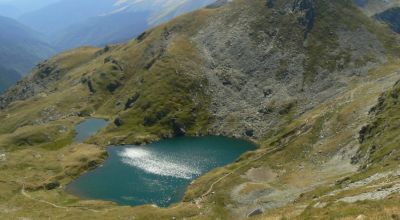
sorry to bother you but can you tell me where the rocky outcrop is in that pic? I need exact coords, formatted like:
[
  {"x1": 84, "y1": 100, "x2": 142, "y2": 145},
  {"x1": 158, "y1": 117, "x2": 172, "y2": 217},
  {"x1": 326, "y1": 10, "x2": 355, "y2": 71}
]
[
  {"x1": 124, "y1": 93, "x2": 140, "y2": 110},
  {"x1": 44, "y1": 182, "x2": 60, "y2": 190},
  {"x1": 114, "y1": 117, "x2": 124, "y2": 127},
  {"x1": 0, "y1": 62, "x2": 60, "y2": 109},
  {"x1": 0, "y1": 47, "x2": 98, "y2": 110},
  {"x1": 106, "y1": 81, "x2": 122, "y2": 93},
  {"x1": 171, "y1": 118, "x2": 186, "y2": 136}
]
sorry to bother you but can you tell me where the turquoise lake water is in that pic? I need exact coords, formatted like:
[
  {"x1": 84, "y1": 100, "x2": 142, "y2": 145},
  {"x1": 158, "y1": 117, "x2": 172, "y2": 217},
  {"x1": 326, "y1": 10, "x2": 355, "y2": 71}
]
[{"x1": 66, "y1": 134, "x2": 255, "y2": 207}]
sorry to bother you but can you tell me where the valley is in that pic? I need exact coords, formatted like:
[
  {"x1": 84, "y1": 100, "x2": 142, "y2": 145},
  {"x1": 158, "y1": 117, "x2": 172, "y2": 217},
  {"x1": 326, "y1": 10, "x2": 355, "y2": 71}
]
[
  {"x1": 0, "y1": 15, "x2": 55, "y2": 93},
  {"x1": 0, "y1": 0, "x2": 215, "y2": 93},
  {"x1": 0, "y1": 0, "x2": 400, "y2": 219}
]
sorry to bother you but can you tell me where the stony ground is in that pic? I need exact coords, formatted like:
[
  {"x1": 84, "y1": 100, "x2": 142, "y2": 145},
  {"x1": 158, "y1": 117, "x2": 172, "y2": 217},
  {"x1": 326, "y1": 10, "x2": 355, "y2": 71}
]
[{"x1": 0, "y1": 0, "x2": 400, "y2": 219}]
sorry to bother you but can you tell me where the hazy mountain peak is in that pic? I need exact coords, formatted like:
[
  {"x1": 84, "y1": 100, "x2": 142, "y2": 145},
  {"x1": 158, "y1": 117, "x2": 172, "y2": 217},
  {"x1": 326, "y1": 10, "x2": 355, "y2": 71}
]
[
  {"x1": 0, "y1": 15, "x2": 55, "y2": 92},
  {"x1": 22, "y1": 0, "x2": 217, "y2": 51}
]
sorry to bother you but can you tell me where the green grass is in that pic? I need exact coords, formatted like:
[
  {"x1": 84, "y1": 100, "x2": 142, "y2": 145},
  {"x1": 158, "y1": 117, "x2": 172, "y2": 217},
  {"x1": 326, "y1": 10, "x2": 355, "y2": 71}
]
[
  {"x1": 40, "y1": 131, "x2": 74, "y2": 151},
  {"x1": 0, "y1": 0, "x2": 400, "y2": 219},
  {"x1": 304, "y1": 0, "x2": 400, "y2": 83},
  {"x1": 357, "y1": 80, "x2": 400, "y2": 169},
  {"x1": 298, "y1": 195, "x2": 400, "y2": 220}
]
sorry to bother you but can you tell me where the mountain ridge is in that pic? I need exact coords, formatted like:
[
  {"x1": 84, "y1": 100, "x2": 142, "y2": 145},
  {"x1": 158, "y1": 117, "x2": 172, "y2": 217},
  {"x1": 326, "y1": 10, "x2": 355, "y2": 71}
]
[
  {"x1": 1, "y1": 0, "x2": 400, "y2": 219},
  {"x1": 0, "y1": 15, "x2": 55, "y2": 93},
  {"x1": 18, "y1": 0, "x2": 216, "y2": 51}
]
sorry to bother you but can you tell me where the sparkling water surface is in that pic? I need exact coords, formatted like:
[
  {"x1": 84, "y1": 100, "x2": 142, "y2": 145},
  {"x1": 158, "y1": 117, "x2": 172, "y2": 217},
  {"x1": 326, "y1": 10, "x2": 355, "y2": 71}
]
[{"x1": 66, "y1": 134, "x2": 255, "y2": 207}]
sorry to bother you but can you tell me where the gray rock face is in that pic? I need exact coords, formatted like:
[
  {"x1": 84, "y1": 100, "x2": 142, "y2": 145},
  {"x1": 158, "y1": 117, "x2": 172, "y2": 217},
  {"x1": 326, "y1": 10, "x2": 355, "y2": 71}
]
[
  {"x1": 193, "y1": 0, "x2": 387, "y2": 138},
  {"x1": 194, "y1": 1, "x2": 302, "y2": 137}
]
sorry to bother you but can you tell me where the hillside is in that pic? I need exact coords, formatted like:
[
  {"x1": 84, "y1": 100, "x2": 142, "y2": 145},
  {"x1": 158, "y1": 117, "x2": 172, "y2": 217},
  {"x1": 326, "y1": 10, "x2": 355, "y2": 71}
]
[
  {"x1": 0, "y1": 0, "x2": 400, "y2": 219},
  {"x1": 0, "y1": 15, "x2": 55, "y2": 93}
]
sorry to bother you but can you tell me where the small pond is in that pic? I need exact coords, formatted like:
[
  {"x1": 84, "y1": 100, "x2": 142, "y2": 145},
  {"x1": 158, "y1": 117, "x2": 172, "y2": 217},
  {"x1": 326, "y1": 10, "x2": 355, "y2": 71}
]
[{"x1": 74, "y1": 118, "x2": 108, "y2": 142}]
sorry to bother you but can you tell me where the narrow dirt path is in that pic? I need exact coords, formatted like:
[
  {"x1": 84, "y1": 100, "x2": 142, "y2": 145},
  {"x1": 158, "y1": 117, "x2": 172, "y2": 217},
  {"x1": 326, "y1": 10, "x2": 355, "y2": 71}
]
[
  {"x1": 18, "y1": 182, "x2": 112, "y2": 213},
  {"x1": 199, "y1": 145, "x2": 283, "y2": 199},
  {"x1": 20, "y1": 183, "x2": 69, "y2": 210}
]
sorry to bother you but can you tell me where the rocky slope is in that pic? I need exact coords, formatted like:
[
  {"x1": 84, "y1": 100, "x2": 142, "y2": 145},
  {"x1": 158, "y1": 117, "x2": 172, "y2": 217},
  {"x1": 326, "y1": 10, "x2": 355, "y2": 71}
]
[{"x1": 0, "y1": 0, "x2": 400, "y2": 219}]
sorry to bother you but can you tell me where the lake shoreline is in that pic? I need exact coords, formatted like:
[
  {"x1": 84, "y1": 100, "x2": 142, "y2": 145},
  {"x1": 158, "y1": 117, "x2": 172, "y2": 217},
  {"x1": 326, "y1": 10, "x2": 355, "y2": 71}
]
[{"x1": 66, "y1": 127, "x2": 257, "y2": 207}]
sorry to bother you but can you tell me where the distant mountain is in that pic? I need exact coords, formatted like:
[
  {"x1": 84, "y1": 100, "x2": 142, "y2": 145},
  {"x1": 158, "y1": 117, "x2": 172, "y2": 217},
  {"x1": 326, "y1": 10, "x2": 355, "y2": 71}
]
[
  {"x1": 18, "y1": 0, "x2": 216, "y2": 50},
  {"x1": 374, "y1": 7, "x2": 400, "y2": 33},
  {"x1": 116, "y1": 0, "x2": 218, "y2": 26},
  {"x1": 19, "y1": 0, "x2": 119, "y2": 37},
  {"x1": 0, "y1": 0, "x2": 59, "y2": 18},
  {"x1": 52, "y1": 10, "x2": 151, "y2": 50},
  {"x1": 0, "y1": 15, "x2": 55, "y2": 92},
  {"x1": 0, "y1": 4, "x2": 20, "y2": 18},
  {"x1": 2, "y1": 1, "x2": 400, "y2": 219},
  {"x1": 0, "y1": 66, "x2": 20, "y2": 93},
  {"x1": 354, "y1": 0, "x2": 400, "y2": 33}
]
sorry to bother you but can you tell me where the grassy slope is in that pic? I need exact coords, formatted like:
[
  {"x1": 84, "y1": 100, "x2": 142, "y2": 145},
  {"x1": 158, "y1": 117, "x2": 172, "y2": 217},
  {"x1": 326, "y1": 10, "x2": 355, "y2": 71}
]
[
  {"x1": 0, "y1": 9, "x2": 214, "y2": 147},
  {"x1": 290, "y1": 76, "x2": 400, "y2": 220},
  {"x1": 92, "y1": 14, "x2": 213, "y2": 143},
  {"x1": 305, "y1": 0, "x2": 400, "y2": 82},
  {"x1": 184, "y1": 62, "x2": 400, "y2": 219},
  {"x1": 0, "y1": 8, "x2": 217, "y2": 220}
]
